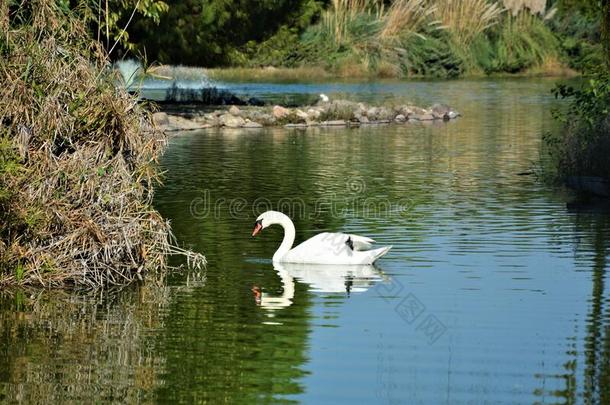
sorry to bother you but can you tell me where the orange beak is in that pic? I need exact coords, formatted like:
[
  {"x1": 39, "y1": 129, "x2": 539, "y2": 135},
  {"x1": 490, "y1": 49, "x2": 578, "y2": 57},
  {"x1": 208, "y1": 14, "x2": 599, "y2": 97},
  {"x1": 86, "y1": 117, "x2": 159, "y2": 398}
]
[{"x1": 252, "y1": 220, "x2": 263, "y2": 236}]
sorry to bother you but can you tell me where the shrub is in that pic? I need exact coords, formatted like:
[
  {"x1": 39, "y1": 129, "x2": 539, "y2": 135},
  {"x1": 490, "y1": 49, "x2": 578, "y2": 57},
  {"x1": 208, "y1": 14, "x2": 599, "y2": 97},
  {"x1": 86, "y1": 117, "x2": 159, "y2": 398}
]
[
  {"x1": 542, "y1": 71, "x2": 610, "y2": 181},
  {"x1": 488, "y1": 11, "x2": 560, "y2": 73},
  {"x1": 0, "y1": 1, "x2": 204, "y2": 287},
  {"x1": 399, "y1": 28, "x2": 465, "y2": 78}
]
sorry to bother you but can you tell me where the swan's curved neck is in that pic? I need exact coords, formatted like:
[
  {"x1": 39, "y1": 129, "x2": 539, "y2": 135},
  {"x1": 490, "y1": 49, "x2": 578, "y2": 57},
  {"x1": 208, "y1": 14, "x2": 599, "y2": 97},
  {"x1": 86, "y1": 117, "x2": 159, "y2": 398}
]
[{"x1": 271, "y1": 213, "x2": 295, "y2": 262}]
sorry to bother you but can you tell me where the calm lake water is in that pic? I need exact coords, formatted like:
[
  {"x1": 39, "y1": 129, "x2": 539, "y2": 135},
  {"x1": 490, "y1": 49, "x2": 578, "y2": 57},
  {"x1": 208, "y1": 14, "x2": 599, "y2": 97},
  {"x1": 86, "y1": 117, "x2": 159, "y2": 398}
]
[{"x1": 2, "y1": 78, "x2": 610, "y2": 404}]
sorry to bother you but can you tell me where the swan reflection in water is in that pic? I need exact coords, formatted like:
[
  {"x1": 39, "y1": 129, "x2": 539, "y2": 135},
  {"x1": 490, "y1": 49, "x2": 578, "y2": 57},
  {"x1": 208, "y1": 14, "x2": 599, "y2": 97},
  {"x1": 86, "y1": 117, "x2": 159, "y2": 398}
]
[{"x1": 253, "y1": 262, "x2": 383, "y2": 312}]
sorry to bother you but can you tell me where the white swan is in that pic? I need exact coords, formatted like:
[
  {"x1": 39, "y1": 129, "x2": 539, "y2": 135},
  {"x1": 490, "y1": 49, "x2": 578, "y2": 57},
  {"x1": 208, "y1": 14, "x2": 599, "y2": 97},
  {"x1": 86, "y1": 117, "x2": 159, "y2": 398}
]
[{"x1": 252, "y1": 211, "x2": 391, "y2": 264}]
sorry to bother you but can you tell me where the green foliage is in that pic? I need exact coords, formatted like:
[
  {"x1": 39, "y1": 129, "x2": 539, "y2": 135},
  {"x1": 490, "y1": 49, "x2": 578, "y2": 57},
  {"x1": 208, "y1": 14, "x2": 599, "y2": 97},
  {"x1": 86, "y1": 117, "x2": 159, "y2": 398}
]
[
  {"x1": 14, "y1": 263, "x2": 24, "y2": 282},
  {"x1": 236, "y1": 26, "x2": 305, "y2": 67},
  {"x1": 399, "y1": 29, "x2": 464, "y2": 78},
  {"x1": 552, "y1": 73, "x2": 610, "y2": 130},
  {"x1": 59, "y1": 0, "x2": 169, "y2": 53},
  {"x1": 130, "y1": 0, "x2": 324, "y2": 66},
  {"x1": 235, "y1": 1, "x2": 558, "y2": 77},
  {"x1": 486, "y1": 12, "x2": 560, "y2": 73},
  {"x1": 542, "y1": 70, "x2": 610, "y2": 181},
  {"x1": 100, "y1": 0, "x2": 605, "y2": 76},
  {"x1": 287, "y1": 2, "x2": 463, "y2": 77},
  {"x1": 0, "y1": 138, "x2": 21, "y2": 239},
  {"x1": 548, "y1": 0, "x2": 604, "y2": 71}
]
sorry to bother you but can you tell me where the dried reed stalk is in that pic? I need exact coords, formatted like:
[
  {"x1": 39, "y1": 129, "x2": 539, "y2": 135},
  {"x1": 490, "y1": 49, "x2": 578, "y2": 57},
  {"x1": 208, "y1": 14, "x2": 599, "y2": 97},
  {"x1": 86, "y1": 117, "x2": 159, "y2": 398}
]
[
  {"x1": 434, "y1": 0, "x2": 505, "y2": 45},
  {"x1": 379, "y1": 0, "x2": 437, "y2": 40},
  {"x1": 0, "y1": 0, "x2": 205, "y2": 288}
]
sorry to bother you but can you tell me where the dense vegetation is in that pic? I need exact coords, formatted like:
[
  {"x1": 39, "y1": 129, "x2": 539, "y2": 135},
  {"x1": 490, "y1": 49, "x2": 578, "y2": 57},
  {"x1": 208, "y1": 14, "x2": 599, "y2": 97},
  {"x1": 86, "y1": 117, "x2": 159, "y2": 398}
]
[
  {"x1": 542, "y1": 0, "x2": 609, "y2": 184},
  {"x1": 120, "y1": 0, "x2": 604, "y2": 78},
  {"x1": 0, "y1": 1, "x2": 204, "y2": 287},
  {"x1": 128, "y1": 0, "x2": 324, "y2": 66},
  {"x1": 542, "y1": 69, "x2": 610, "y2": 182}
]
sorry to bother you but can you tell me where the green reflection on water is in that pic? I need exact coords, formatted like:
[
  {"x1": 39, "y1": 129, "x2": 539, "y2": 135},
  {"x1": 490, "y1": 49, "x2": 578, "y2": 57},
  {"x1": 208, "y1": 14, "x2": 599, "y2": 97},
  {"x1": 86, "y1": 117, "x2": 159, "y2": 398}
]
[{"x1": 0, "y1": 79, "x2": 609, "y2": 403}]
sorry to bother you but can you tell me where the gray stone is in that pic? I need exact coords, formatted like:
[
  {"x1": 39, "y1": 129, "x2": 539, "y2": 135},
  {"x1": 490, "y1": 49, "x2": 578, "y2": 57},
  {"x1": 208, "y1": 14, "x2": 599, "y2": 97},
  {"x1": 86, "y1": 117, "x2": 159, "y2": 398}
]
[
  {"x1": 367, "y1": 107, "x2": 379, "y2": 120},
  {"x1": 356, "y1": 102, "x2": 368, "y2": 116},
  {"x1": 430, "y1": 103, "x2": 451, "y2": 119},
  {"x1": 243, "y1": 120, "x2": 263, "y2": 128},
  {"x1": 152, "y1": 112, "x2": 169, "y2": 127},
  {"x1": 307, "y1": 108, "x2": 321, "y2": 120},
  {"x1": 377, "y1": 107, "x2": 394, "y2": 121},
  {"x1": 256, "y1": 113, "x2": 276, "y2": 126},
  {"x1": 273, "y1": 105, "x2": 290, "y2": 119},
  {"x1": 166, "y1": 115, "x2": 208, "y2": 131},
  {"x1": 295, "y1": 109, "x2": 309, "y2": 121},
  {"x1": 410, "y1": 106, "x2": 427, "y2": 116},
  {"x1": 202, "y1": 115, "x2": 219, "y2": 127},
  {"x1": 412, "y1": 113, "x2": 435, "y2": 121},
  {"x1": 220, "y1": 113, "x2": 245, "y2": 128},
  {"x1": 395, "y1": 114, "x2": 407, "y2": 123},
  {"x1": 357, "y1": 115, "x2": 369, "y2": 124},
  {"x1": 229, "y1": 105, "x2": 241, "y2": 116},
  {"x1": 322, "y1": 120, "x2": 347, "y2": 126},
  {"x1": 400, "y1": 105, "x2": 414, "y2": 116}
]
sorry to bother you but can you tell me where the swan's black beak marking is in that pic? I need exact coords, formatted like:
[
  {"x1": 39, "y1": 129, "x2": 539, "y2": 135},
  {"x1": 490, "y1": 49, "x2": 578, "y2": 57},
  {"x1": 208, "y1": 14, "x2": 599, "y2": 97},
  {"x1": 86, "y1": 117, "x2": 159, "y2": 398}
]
[
  {"x1": 252, "y1": 219, "x2": 263, "y2": 237},
  {"x1": 345, "y1": 236, "x2": 354, "y2": 250}
]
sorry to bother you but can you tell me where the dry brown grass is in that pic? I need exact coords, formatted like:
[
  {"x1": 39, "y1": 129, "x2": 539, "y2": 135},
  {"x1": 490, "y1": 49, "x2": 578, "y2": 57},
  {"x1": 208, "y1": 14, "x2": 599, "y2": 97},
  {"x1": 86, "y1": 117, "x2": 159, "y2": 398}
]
[
  {"x1": 0, "y1": 1, "x2": 204, "y2": 287},
  {"x1": 434, "y1": 0, "x2": 505, "y2": 45},
  {"x1": 335, "y1": 57, "x2": 372, "y2": 77},
  {"x1": 206, "y1": 66, "x2": 332, "y2": 82},
  {"x1": 324, "y1": 0, "x2": 371, "y2": 44},
  {"x1": 379, "y1": 0, "x2": 437, "y2": 40},
  {"x1": 522, "y1": 55, "x2": 578, "y2": 77}
]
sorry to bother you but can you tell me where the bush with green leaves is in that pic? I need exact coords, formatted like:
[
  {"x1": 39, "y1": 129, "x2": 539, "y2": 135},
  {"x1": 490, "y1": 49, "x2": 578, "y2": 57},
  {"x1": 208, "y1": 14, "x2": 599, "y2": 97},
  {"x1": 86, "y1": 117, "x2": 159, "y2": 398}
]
[
  {"x1": 129, "y1": 0, "x2": 323, "y2": 66},
  {"x1": 543, "y1": 71, "x2": 610, "y2": 181}
]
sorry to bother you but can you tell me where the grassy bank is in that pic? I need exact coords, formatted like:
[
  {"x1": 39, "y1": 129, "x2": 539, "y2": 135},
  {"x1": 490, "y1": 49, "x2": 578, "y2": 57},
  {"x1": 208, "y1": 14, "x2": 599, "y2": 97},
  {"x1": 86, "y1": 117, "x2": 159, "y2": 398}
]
[
  {"x1": 0, "y1": 2, "x2": 204, "y2": 287},
  {"x1": 118, "y1": 0, "x2": 603, "y2": 79},
  {"x1": 205, "y1": 63, "x2": 577, "y2": 83},
  {"x1": 205, "y1": 66, "x2": 334, "y2": 82},
  {"x1": 229, "y1": 0, "x2": 593, "y2": 79}
]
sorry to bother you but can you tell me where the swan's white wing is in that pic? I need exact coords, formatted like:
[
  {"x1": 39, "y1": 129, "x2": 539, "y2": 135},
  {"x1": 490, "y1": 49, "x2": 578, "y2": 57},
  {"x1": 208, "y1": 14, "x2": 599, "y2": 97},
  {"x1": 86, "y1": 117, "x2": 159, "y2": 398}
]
[
  {"x1": 293, "y1": 232, "x2": 375, "y2": 250},
  {"x1": 281, "y1": 232, "x2": 391, "y2": 265},
  {"x1": 348, "y1": 234, "x2": 376, "y2": 251}
]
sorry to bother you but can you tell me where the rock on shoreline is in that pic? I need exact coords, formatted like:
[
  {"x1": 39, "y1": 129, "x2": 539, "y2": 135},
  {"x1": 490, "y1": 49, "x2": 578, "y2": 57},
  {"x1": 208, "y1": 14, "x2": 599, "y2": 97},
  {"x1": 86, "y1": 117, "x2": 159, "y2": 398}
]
[{"x1": 153, "y1": 99, "x2": 461, "y2": 132}]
